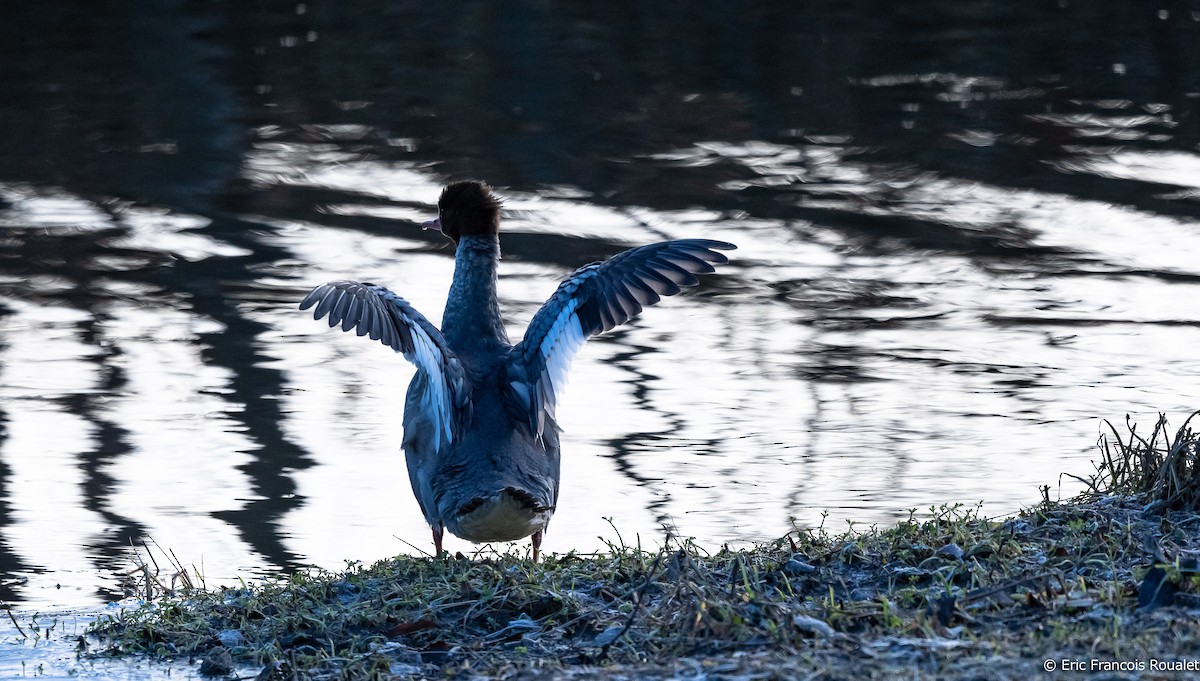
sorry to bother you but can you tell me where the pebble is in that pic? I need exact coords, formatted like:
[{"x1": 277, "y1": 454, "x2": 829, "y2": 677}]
[
  {"x1": 792, "y1": 615, "x2": 835, "y2": 638},
  {"x1": 218, "y1": 629, "x2": 244, "y2": 648},
  {"x1": 784, "y1": 556, "x2": 817, "y2": 575},
  {"x1": 199, "y1": 647, "x2": 234, "y2": 677},
  {"x1": 935, "y1": 543, "x2": 965, "y2": 560}
]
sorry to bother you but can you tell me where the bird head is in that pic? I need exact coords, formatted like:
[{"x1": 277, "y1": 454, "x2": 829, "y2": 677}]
[{"x1": 422, "y1": 180, "x2": 502, "y2": 243}]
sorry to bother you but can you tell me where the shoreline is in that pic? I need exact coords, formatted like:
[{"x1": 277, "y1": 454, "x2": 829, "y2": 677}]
[
  {"x1": 12, "y1": 412, "x2": 1200, "y2": 679},
  {"x1": 76, "y1": 491, "x2": 1197, "y2": 680}
]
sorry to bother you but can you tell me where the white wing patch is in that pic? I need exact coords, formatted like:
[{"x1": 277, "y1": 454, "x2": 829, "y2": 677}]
[
  {"x1": 533, "y1": 298, "x2": 586, "y2": 435},
  {"x1": 507, "y1": 239, "x2": 735, "y2": 441},
  {"x1": 409, "y1": 331, "x2": 457, "y2": 453},
  {"x1": 300, "y1": 280, "x2": 466, "y2": 453}
]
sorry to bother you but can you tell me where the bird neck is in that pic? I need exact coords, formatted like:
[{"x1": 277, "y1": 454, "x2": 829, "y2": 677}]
[{"x1": 442, "y1": 234, "x2": 509, "y2": 354}]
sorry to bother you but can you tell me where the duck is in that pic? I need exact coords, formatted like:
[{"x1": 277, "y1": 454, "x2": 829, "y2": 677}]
[{"x1": 300, "y1": 180, "x2": 734, "y2": 560}]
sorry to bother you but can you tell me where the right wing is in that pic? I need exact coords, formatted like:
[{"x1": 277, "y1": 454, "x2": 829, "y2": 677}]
[
  {"x1": 505, "y1": 239, "x2": 735, "y2": 440},
  {"x1": 300, "y1": 280, "x2": 469, "y2": 452}
]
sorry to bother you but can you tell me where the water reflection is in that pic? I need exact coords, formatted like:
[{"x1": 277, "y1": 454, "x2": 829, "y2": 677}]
[{"x1": 0, "y1": 2, "x2": 1198, "y2": 610}]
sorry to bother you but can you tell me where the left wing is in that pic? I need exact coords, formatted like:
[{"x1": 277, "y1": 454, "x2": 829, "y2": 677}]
[
  {"x1": 505, "y1": 239, "x2": 735, "y2": 440},
  {"x1": 300, "y1": 280, "x2": 469, "y2": 452}
]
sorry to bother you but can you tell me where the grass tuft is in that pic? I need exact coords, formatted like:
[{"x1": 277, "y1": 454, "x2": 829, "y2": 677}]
[{"x1": 1090, "y1": 410, "x2": 1200, "y2": 511}]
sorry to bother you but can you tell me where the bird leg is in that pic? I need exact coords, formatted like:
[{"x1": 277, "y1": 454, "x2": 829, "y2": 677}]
[
  {"x1": 432, "y1": 526, "x2": 444, "y2": 557},
  {"x1": 531, "y1": 530, "x2": 543, "y2": 562}
]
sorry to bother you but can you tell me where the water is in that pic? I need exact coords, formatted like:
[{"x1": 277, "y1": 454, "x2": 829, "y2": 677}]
[{"x1": 0, "y1": 2, "x2": 1198, "y2": 616}]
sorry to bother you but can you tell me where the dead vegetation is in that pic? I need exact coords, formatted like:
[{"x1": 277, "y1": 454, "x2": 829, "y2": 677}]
[{"x1": 1089, "y1": 410, "x2": 1200, "y2": 511}]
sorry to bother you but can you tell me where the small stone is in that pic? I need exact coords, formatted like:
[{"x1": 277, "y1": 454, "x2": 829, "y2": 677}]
[
  {"x1": 199, "y1": 646, "x2": 235, "y2": 677},
  {"x1": 936, "y1": 543, "x2": 965, "y2": 560},
  {"x1": 784, "y1": 558, "x2": 817, "y2": 575},
  {"x1": 792, "y1": 615, "x2": 835, "y2": 638},
  {"x1": 217, "y1": 629, "x2": 243, "y2": 648}
]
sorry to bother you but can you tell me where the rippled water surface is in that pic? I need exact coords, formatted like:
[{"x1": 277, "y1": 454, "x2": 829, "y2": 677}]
[{"x1": 1, "y1": 2, "x2": 1199, "y2": 610}]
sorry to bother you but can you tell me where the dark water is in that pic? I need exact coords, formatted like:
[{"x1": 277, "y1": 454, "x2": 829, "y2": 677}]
[{"x1": 0, "y1": 2, "x2": 1199, "y2": 610}]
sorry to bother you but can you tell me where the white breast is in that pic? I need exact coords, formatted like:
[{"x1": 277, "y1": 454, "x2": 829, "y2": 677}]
[{"x1": 450, "y1": 490, "x2": 551, "y2": 543}]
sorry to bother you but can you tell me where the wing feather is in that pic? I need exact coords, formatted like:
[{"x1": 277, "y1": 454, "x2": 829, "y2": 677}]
[
  {"x1": 300, "y1": 280, "x2": 467, "y2": 451},
  {"x1": 506, "y1": 239, "x2": 734, "y2": 440}
]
